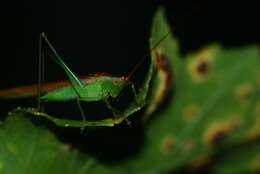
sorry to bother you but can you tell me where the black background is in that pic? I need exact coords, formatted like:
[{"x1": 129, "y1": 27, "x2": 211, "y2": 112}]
[{"x1": 1, "y1": 0, "x2": 259, "y2": 89}]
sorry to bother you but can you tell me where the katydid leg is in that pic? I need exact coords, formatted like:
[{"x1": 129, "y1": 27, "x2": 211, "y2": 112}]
[
  {"x1": 131, "y1": 84, "x2": 137, "y2": 99},
  {"x1": 103, "y1": 99, "x2": 132, "y2": 126},
  {"x1": 39, "y1": 33, "x2": 89, "y2": 129},
  {"x1": 76, "y1": 99, "x2": 87, "y2": 131},
  {"x1": 13, "y1": 107, "x2": 115, "y2": 127},
  {"x1": 40, "y1": 33, "x2": 85, "y2": 97},
  {"x1": 103, "y1": 99, "x2": 122, "y2": 117}
]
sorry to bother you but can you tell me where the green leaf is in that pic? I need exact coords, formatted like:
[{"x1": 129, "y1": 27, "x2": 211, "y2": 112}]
[
  {"x1": 0, "y1": 113, "x2": 94, "y2": 174},
  {"x1": 89, "y1": 7, "x2": 260, "y2": 173},
  {"x1": 125, "y1": 8, "x2": 260, "y2": 173}
]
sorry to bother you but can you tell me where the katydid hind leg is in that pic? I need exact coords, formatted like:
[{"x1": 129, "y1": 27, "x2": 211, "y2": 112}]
[
  {"x1": 76, "y1": 99, "x2": 87, "y2": 131},
  {"x1": 13, "y1": 107, "x2": 115, "y2": 127},
  {"x1": 40, "y1": 33, "x2": 85, "y2": 97}
]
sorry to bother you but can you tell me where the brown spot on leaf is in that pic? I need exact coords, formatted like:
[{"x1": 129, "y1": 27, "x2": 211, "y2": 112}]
[
  {"x1": 161, "y1": 136, "x2": 175, "y2": 154},
  {"x1": 191, "y1": 154, "x2": 210, "y2": 170},
  {"x1": 183, "y1": 104, "x2": 201, "y2": 122},
  {"x1": 188, "y1": 46, "x2": 215, "y2": 83},
  {"x1": 144, "y1": 49, "x2": 173, "y2": 118},
  {"x1": 203, "y1": 117, "x2": 240, "y2": 146},
  {"x1": 155, "y1": 49, "x2": 173, "y2": 100},
  {"x1": 197, "y1": 60, "x2": 209, "y2": 74}
]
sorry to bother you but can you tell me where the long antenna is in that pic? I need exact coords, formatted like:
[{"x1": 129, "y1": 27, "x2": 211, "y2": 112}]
[
  {"x1": 126, "y1": 31, "x2": 170, "y2": 81},
  {"x1": 37, "y1": 33, "x2": 43, "y2": 110}
]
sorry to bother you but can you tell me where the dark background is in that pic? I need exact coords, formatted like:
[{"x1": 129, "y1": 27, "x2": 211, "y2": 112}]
[
  {"x1": 1, "y1": 0, "x2": 259, "y2": 88},
  {"x1": 0, "y1": 0, "x2": 259, "y2": 170}
]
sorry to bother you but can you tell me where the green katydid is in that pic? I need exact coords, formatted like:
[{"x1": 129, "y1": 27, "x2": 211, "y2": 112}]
[{"x1": 0, "y1": 32, "x2": 170, "y2": 128}]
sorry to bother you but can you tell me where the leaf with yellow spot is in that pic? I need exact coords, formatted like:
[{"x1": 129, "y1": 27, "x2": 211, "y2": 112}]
[
  {"x1": 0, "y1": 114, "x2": 94, "y2": 174},
  {"x1": 105, "y1": 7, "x2": 260, "y2": 173}
]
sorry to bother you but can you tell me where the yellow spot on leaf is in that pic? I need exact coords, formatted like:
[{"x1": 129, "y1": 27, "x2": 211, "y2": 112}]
[
  {"x1": 251, "y1": 155, "x2": 260, "y2": 172},
  {"x1": 183, "y1": 104, "x2": 201, "y2": 122},
  {"x1": 181, "y1": 139, "x2": 194, "y2": 153},
  {"x1": 145, "y1": 70, "x2": 167, "y2": 116},
  {"x1": 234, "y1": 83, "x2": 254, "y2": 101},
  {"x1": 161, "y1": 136, "x2": 175, "y2": 154},
  {"x1": 144, "y1": 49, "x2": 172, "y2": 120},
  {"x1": 191, "y1": 154, "x2": 210, "y2": 169},
  {"x1": 244, "y1": 102, "x2": 260, "y2": 141},
  {"x1": 188, "y1": 46, "x2": 215, "y2": 83},
  {"x1": 203, "y1": 117, "x2": 240, "y2": 146},
  {"x1": 6, "y1": 143, "x2": 18, "y2": 154}
]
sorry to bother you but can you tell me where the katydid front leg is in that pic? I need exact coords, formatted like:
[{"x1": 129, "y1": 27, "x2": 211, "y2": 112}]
[{"x1": 103, "y1": 99, "x2": 132, "y2": 126}]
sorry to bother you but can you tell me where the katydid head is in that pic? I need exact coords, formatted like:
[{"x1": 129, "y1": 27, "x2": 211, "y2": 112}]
[{"x1": 111, "y1": 76, "x2": 130, "y2": 88}]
